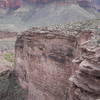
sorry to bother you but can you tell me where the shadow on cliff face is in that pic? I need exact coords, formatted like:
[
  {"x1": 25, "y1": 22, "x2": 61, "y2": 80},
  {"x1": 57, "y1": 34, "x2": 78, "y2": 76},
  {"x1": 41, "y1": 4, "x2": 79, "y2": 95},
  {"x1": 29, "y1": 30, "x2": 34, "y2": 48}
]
[{"x1": 0, "y1": 69, "x2": 27, "y2": 100}]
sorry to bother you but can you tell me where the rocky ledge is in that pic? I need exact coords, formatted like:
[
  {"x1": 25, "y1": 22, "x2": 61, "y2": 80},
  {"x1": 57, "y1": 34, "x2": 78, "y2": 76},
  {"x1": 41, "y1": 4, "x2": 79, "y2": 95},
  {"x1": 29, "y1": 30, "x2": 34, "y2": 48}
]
[
  {"x1": 68, "y1": 34, "x2": 100, "y2": 100},
  {"x1": 0, "y1": 31, "x2": 17, "y2": 39}
]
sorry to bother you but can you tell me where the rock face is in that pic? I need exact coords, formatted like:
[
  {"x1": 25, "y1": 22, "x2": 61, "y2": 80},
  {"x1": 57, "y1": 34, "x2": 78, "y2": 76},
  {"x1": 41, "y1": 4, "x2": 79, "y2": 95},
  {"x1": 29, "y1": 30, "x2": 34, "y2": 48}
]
[
  {"x1": 1, "y1": 0, "x2": 100, "y2": 11},
  {"x1": 77, "y1": 0, "x2": 91, "y2": 8},
  {"x1": 0, "y1": 31, "x2": 17, "y2": 39},
  {"x1": 0, "y1": 65, "x2": 27, "y2": 100},
  {"x1": 0, "y1": 32, "x2": 27, "y2": 100},
  {"x1": 77, "y1": 0, "x2": 100, "y2": 11},
  {"x1": 15, "y1": 27, "x2": 78, "y2": 100},
  {"x1": 68, "y1": 34, "x2": 100, "y2": 100}
]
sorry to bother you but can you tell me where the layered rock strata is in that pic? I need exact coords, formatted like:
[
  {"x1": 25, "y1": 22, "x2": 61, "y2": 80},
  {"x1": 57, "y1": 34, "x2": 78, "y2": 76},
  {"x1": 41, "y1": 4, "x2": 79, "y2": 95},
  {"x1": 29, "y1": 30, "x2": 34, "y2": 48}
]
[
  {"x1": 0, "y1": 31, "x2": 17, "y2": 39},
  {"x1": 68, "y1": 36, "x2": 100, "y2": 100},
  {"x1": 15, "y1": 27, "x2": 78, "y2": 100}
]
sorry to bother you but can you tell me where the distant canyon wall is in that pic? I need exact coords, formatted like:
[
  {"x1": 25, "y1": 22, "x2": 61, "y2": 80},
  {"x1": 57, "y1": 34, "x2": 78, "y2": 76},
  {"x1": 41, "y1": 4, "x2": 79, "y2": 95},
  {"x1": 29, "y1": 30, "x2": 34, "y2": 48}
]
[
  {"x1": 0, "y1": 0, "x2": 100, "y2": 11},
  {"x1": 0, "y1": 31, "x2": 17, "y2": 39}
]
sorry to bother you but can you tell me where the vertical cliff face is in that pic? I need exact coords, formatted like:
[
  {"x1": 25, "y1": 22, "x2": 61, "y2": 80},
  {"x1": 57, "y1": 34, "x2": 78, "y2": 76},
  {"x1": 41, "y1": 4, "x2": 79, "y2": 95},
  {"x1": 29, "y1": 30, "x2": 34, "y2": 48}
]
[
  {"x1": 68, "y1": 34, "x2": 100, "y2": 100},
  {"x1": 15, "y1": 27, "x2": 78, "y2": 100},
  {"x1": 14, "y1": 19, "x2": 100, "y2": 100}
]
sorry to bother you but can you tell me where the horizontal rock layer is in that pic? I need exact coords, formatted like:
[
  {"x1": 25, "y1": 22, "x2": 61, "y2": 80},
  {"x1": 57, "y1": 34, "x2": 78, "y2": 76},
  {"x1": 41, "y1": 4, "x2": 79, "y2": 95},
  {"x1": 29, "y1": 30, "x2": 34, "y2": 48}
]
[
  {"x1": 68, "y1": 35, "x2": 100, "y2": 100},
  {"x1": 0, "y1": 31, "x2": 17, "y2": 39}
]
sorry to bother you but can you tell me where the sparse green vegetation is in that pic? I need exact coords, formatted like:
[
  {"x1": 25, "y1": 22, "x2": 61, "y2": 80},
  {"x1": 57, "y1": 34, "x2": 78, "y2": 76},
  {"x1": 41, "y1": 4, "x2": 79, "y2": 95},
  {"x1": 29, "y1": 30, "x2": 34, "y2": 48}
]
[{"x1": 4, "y1": 53, "x2": 15, "y2": 63}]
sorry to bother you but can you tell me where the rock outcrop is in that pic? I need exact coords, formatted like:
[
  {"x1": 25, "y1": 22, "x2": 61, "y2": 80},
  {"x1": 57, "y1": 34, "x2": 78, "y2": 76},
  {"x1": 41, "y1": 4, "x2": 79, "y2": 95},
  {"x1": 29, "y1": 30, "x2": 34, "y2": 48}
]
[
  {"x1": 0, "y1": 19, "x2": 98, "y2": 100},
  {"x1": 68, "y1": 34, "x2": 100, "y2": 100},
  {"x1": 0, "y1": 31, "x2": 17, "y2": 39},
  {"x1": 0, "y1": 30, "x2": 27, "y2": 100},
  {"x1": 15, "y1": 27, "x2": 78, "y2": 100},
  {"x1": 0, "y1": 65, "x2": 27, "y2": 100}
]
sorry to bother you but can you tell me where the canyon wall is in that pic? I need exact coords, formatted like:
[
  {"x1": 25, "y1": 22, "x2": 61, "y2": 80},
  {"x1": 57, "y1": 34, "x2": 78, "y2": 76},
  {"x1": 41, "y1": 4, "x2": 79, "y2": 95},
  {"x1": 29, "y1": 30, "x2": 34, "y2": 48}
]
[
  {"x1": 0, "y1": 20, "x2": 99, "y2": 100},
  {"x1": 0, "y1": 0, "x2": 100, "y2": 11},
  {"x1": 0, "y1": 31, "x2": 17, "y2": 39},
  {"x1": 0, "y1": 66, "x2": 27, "y2": 100},
  {"x1": 15, "y1": 26, "x2": 94, "y2": 100},
  {"x1": 15, "y1": 27, "x2": 78, "y2": 100},
  {"x1": 68, "y1": 33, "x2": 100, "y2": 100}
]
